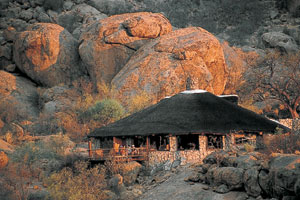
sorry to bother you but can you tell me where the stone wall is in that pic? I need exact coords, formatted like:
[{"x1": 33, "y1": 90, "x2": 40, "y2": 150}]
[
  {"x1": 279, "y1": 118, "x2": 300, "y2": 131},
  {"x1": 148, "y1": 149, "x2": 215, "y2": 167},
  {"x1": 148, "y1": 133, "x2": 260, "y2": 168},
  {"x1": 148, "y1": 135, "x2": 214, "y2": 167}
]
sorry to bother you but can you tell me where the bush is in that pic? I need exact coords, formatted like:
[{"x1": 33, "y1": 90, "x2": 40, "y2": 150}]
[
  {"x1": 0, "y1": 162, "x2": 32, "y2": 200},
  {"x1": 11, "y1": 141, "x2": 62, "y2": 169},
  {"x1": 127, "y1": 91, "x2": 151, "y2": 114},
  {"x1": 244, "y1": 143, "x2": 255, "y2": 152},
  {"x1": 104, "y1": 151, "x2": 122, "y2": 176},
  {"x1": 1, "y1": 140, "x2": 58, "y2": 200},
  {"x1": 263, "y1": 130, "x2": 300, "y2": 154},
  {"x1": 45, "y1": 161, "x2": 109, "y2": 200},
  {"x1": 80, "y1": 99, "x2": 125, "y2": 125}
]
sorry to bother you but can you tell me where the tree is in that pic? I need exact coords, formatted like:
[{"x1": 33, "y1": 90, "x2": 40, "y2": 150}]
[{"x1": 241, "y1": 50, "x2": 300, "y2": 119}]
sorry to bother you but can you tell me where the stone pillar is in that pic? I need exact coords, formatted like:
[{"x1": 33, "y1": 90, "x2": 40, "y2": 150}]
[
  {"x1": 169, "y1": 136, "x2": 177, "y2": 152},
  {"x1": 256, "y1": 134, "x2": 264, "y2": 149},
  {"x1": 225, "y1": 134, "x2": 235, "y2": 150},
  {"x1": 222, "y1": 136, "x2": 226, "y2": 150},
  {"x1": 88, "y1": 140, "x2": 92, "y2": 158},
  {"x1": 199, "y1": 135, "x2": 207, "y2": 152}
]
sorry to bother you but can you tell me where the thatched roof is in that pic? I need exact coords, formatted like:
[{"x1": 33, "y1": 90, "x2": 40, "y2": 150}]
[{"x1": 89, "y1": 90, "x2": 290, "y2": 137}]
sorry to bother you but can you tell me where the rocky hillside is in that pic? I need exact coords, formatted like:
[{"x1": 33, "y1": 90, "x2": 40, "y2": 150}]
[{"x1": 0, "y1": 0, "x2": 300, "y2": 137}]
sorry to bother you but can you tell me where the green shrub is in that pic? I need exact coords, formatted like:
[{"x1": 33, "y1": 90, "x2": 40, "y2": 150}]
[{"x1": 80, "y1": 99, "x2": 125, "y2": 125}]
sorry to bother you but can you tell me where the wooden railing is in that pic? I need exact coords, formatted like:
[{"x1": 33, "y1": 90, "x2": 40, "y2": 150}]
[{"x1": 88, "y1": 147, "x2": 149, "y2": 161}]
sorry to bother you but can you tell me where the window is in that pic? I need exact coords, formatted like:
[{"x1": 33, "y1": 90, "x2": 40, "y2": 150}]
[
  {"x1": 177, "y1": 134, "x2": 199, "y2": 150},
  {"x1": 97, "y1": 137, "x2": 113, "y2": 149},
  {"x1": 207, "y1": 135, "x2": 223, "y2": 149},
  {"x1": 235, "y1": 136, "x2": 256, "y2": 145},
  {"x1": 235, "y1": 137, "x2": 248, "y2": 144},
  {"x1": 149, "y1": 135, "x2": 170, "y2": 151}
]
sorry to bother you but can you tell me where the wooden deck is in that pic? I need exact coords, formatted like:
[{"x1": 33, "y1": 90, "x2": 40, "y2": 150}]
[{"x1": 88, "y1": 147, "x2": 149, "y2": 162}]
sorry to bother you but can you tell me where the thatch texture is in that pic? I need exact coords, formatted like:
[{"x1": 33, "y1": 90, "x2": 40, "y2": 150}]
[{"x1": 89, "y1": 91, "x2": 289, "y2": 137}]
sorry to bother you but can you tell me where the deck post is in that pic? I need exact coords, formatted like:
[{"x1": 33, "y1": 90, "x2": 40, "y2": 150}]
[
  {"x1": 88, "y1": 139, "x2": 92, "y2": 158},
  {"x1": 113, "y1": 137, "x2": 116, "y2": 156},
  {"x1": 146, "y1": 136, "x2": 149, "y2": 157},
  {"x1": 256, "y1": 132, "x2": 264, "y2": 150}
]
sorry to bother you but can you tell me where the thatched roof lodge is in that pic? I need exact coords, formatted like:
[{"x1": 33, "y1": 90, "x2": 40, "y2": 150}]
[{"x1": 88, "y1": 90, "x2": 289, "y2": 164}]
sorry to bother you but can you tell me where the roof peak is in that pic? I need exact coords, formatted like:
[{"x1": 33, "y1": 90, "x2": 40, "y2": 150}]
[{"x1": 180, "y1": 89, "x2": 208, "y2": 94}]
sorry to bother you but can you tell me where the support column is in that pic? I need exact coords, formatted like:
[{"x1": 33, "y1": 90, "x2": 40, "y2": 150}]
[
  {"x1": 169, "y1": 135, "x2": 177, "y2": 151},
  {"x1": 88, "y1": 140, "x2": 92, "y2": 158},
  {"x1": 199, "y1": 135, "x2": 207, "y2": 152},
  {"x1": 225, "y1": 133, "x2": 235, "y2": 150},
  {"x1": 146, "y1": 136, "x2": 149, "y2": 157},
  {"x1": 256, "y1": 133, "x2": 264, "y2": 149}
]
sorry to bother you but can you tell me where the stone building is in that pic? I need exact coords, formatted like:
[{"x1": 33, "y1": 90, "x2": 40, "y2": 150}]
[{"x1": 87, "y1": 90, "x2": 289, "y2": 166}]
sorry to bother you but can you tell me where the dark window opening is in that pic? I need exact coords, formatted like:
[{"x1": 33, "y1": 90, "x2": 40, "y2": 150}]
[
  {"x1": 235, "y1": 136, "x2": 256, "y2": 145},
  {"x1": 115, "y1": 136, "x2": 146, "y2": 148},
  {"x1": 177, "y1": 134, "x2": 199, "y2": 150},
  {"x1": 149, "y1": 135, "x2": 170, "y2": 151},
  {"x1": 96, "y1": 137, "x2": 113, "y2": 149},
  {"x1": 133, "y1": 136, "x2": 146, "y2": 147},
  {"x1": 207, "y1": 135, "x2": 223, "y2": 149}
]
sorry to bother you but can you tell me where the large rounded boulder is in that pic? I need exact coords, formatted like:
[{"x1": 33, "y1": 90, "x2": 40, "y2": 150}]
[
  {"x1": 259, "y1": 154, "x2": 300, "y2": 198},
  {"x1": 79, "y1": 12, "x2": 172, "y2": 86},
  {"x1": 57, "y1": 3, "x2": 108, "y2": 34},
  {"x1": 112, "y1": 27, "x2": 228, "y2": 101},
  {"x1": 13, "y1": 23, "x2": 83, "y2": 87},
  {"x1": 262, "y1": 32, "x2": 298, "y2": 53}
]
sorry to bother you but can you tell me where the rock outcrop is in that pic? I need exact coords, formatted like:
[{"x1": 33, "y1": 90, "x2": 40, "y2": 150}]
[
  {"x1": 0, "y1": 139, "x2": 14, "y2": 153},
  {"x1": 119, "y1": 161, "x2": 142, "y2": 186},
  {"x1": 0, "y1": 151, "x2": 8, "y2": 169},
  {"x1": 262, "y1": 32, "x2": 299, "y2": 52},
  {"x1": 259, "y1": 154, "x2": 300, "y2": 198},
  {"x1": 57, "y1": 3, "x2": 107, "y2": 34},
  {"x1": 79, "y1": 12, "x2": 172, "y2": 86},
  {"x1": 108, "y1": 174, "x2": 126, "y2": 195},
  {"x1": 206, "y1": 167, "x2": 244, "y2": 190},
  {"x1": 112, "y1": 27, "x2": 228, "y2": 101},
  {"x1": 189, "y1": 151, "x2": 300, "y2": 199},
  {"x1": 39, "y1": 85, "x2": 80, "y2": 115},
  {"x1": 13, "y1": 23, "x2": 83, "y2": 87},
  {"x1": 243, "y1": 167, "x2": 262, "y2": 197},
  {"x1": 0, "y1": 70, "x2": 39, "y2": 126}
]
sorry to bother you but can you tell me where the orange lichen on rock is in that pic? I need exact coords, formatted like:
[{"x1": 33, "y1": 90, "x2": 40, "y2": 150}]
[
  {"x1": 0, "y1": 70, "x2": 16, "y2": 96},
  {"x1": 112, "y1": 27, "x2": 228, "y2": 102},
  {"x1": 0, "y1": 151, "x2": 8, "y2": 169},
  {"x1": 79, "y1": 12, "x2": 172, "y2": 85},
  {"x1": 23, "y1": 24, "x2": 63, "y2": 71},
  {"x1": 14, "y1": 23, "x2": 82, "y2": 87},
  {"x1": 0, "y1": 119, "x2": 4, "y2": 129}
]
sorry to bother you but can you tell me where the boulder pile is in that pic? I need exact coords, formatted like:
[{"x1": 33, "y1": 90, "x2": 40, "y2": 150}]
[
  {"x1": 0, "y1": 2, "x2": 231, "y2": 136},
  {"x1": 186, "y1": 151, "x2": 300, "y2": 199},
  {"x1": 1, "y1": 0, "x2": 300, "y2": 137}
]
